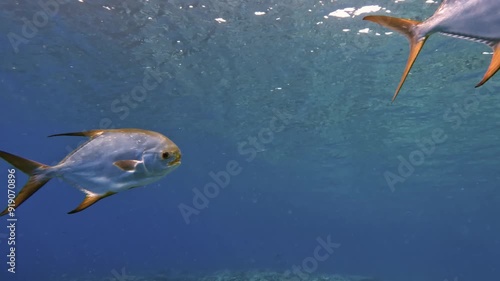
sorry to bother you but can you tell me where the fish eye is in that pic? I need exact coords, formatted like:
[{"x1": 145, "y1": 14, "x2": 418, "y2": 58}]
[{"x1": 162, "y1": 152, "x2": 170, "y2": 159}]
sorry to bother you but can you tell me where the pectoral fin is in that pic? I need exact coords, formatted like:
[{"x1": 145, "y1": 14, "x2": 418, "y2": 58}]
[
  {"x1": 113, "y1": 160, "x2": 142, "y2": 172},
  {"x1": 476, "y1": 43, "x2": 500, "y2": 87},
  {"x1": 68, "y1": 191, "x2": 116, "y2": 214}
]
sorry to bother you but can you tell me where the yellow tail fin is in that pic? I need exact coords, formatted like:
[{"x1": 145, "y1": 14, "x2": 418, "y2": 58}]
[
  {"x1": 363, "y1": 15, "x2": 426, "y2": 102},
  {"x1": 0, "y1": 150, "x2": 50, "y2": 216}
]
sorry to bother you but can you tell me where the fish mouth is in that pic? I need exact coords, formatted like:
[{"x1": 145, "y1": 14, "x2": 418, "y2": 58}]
[{"x1": 168, "y1": 153, "x2": 181, "y2": 167}]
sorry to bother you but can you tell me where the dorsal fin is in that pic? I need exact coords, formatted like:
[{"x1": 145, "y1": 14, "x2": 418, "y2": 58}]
[{"x1": 48, "y1": 130, "x2": 106, "y2": 138}]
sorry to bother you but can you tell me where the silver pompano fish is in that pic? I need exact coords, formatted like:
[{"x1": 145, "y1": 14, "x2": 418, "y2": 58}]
[
  {"x1": 363, "y1": 0, "x2": 500, "y2": 101},
  {"x1": 0, "y1": 129, "x2": 181, "y2": 215}
]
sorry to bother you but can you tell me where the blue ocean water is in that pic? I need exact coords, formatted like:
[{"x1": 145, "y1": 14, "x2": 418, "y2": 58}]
[{"x1": 1, "y1": 0, "x2": 499, "y2": 280}]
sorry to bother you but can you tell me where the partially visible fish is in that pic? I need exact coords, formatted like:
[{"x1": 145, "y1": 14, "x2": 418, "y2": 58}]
[
  {"x1": 363, "y1": 0, "x2": 500, "y2": 101},
  {"x1": 0, "y1": 129, "x2": 181, "y2": 215}
]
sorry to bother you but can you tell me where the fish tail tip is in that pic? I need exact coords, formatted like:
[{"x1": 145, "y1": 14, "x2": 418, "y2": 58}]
[
  {"x1": 475, "y1": 78, "x2": 488, "y2": 88},
  {"x1": 391, "y1": 94, "x2": 398, "y2": 102},
  {"x1": 362, "y1": 15, "x2": 387, "y2": 22}
]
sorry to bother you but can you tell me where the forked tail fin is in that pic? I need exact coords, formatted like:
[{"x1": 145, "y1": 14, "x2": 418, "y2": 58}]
[
  {"x1": 0, "y1": 150, "x2": 51, "y2": 216},
  {"x1": 363, "y1": 15, "x2": 426, "y2": 102}
]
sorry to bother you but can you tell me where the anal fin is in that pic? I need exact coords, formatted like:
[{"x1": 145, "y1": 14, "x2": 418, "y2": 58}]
[
  {"x1": 68, "y1": 191, "x2": 116, "y2": 214},
  {"x1": 476, "y1": 43, "x2": 500, "y2": 87}
]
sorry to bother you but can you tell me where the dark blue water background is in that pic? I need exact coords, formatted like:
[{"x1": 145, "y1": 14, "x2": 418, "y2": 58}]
[{"x1": 0, "y1": 1, "x2": 499, "y2": 281}]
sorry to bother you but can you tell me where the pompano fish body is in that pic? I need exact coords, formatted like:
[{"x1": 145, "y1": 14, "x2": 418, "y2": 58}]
[
  {"x1": 51, "y1": 130, "x2": 179, "y2": 194},
  {"x1": 363, "y1": 0, "x2": 500, "y2": 101},
  {"x1": 420, "y1": 0, "x2": 500, "y2": 40},
  {"x1": 0, "y1": 129, "x2": 182, "y2": 215}
]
